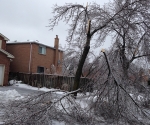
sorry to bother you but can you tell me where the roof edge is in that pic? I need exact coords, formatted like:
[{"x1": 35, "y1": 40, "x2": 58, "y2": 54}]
[
  {"x1": 0, "y1": 49, "x2": 14, "y2": 58},
  {"x1": 7, "y1": 41, "x2": 64, "y2": 52},
  {"x1": 0, "y1": 33, "x2": 9, "y2": 41}
]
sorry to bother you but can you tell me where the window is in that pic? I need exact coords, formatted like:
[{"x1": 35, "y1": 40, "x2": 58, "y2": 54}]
[
  {"x1": 0, "y1": 40, "x2": 2, "y2": 49},
  {"x1": 39, "y1": 45, "x2": 46, "y2": 55},
  {"x1": 37, "y1": 66, "x2": 44, "y2": 73}
]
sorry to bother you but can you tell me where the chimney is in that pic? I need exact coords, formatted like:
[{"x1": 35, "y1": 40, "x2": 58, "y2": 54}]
[
  {"x1": 54, "y1": 35, "x2": 59, "y2": 70},
  {"x1": 54, "y1": 35, "x2": 59, "y2": 49}
]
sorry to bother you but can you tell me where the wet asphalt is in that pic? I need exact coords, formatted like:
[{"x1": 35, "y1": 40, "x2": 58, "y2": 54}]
[{"x1": 0, "y1": 85, "x2": 44, "y2": 96}]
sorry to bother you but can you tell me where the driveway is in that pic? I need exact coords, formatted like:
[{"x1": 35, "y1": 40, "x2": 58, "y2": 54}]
[
  {"x1": 0, "y1": 85, "x2": 44, "y2": 124},
  {"x1": 0, "y1": 85, "x2": 44, "y2": 96}
]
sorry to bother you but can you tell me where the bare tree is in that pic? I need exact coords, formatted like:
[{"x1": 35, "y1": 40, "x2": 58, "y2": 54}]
[
  {"x1": 1, "y1": 1, "x2": 150, "y2": 125},
  {"x1": 49, "y1": 0, "x2": 150, "y2": 96},
  {"x1": 2, "y1": 49, "x2": 150, "y2": 125},
  {"x1": 109, "y1": 0, "x2": 150, "y2": 77},
  {"x1": 62, "y1": 43, "x2": 96, "y2": 77}
]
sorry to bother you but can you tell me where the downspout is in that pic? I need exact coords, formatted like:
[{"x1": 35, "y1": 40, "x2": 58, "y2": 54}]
[
  {"x1": 59, "y1": 51, "x2": 60, "y2": 60},
  {"x1": 29, "y1": 42, "x2": 32, "y2": 73},
  {"x1": 54, "y1": 35, "x2": 59, "y2": 73}
]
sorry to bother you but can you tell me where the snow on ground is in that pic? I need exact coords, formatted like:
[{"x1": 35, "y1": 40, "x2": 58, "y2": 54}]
[
  {"x1": 11, "y1": 80, "x2": 65, "y2": 93},
  {"x1": 2, "y1": 81, "x2": 90, "y2": 109},
  {"x1": 6, "y1": 81, "x2": 148, "y2": 107},
  {"x1": 1, "y1": 81, "x2": 148, "y2": 124},
  {"x1": 129, "y1": 93, "x2": 145, "y2": 102},
  {"x1": 0, "y1": 89, "x2": 24, "y2": 103},
  {"x1": 9, "y1": 80, "x2": 22, "y2": 85},
  {"x1": 14, "y1": 81, "x2": 92, "y2": 110},
  {"x1": 0, "y1": 81, "x2": 90, "y2": 125},
  {"x1": 2, "y1": 81, "x2": 147, "y2": 109},
  {"x1": 0, "y1": 89, "x2": 24, "y2": 124}
]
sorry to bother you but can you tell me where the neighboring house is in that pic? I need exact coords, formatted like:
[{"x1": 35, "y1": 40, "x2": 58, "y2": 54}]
[
  {"x1": 0, "y1": 33, "x2": 14, "y2": 86},
  {"x1": 6, "y1": 35, "x2": 63, "y2": 74}
]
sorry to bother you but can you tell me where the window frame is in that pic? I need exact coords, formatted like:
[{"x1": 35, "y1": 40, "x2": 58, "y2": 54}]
[
  {"x1": 38, "y1": 45, "x2": 46, "y2": 55},
  {"x1": 37, "y1": 66, "x2": 45, "y2": 73}
]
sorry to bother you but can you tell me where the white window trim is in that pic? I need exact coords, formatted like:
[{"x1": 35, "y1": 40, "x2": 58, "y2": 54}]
[
  {"x1": 0, "y1": 64, "x2": 5, "y2": 86},
  {"x1": 0, "y1": 40, "x2": 2, "y2": 49},
  {"x1": 38, "y1": 45, "x2": 46, "y2": 55}
]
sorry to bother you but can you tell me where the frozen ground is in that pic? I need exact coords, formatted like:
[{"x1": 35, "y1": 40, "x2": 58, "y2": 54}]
[
  {"x1": 0, "y1": 82, "x2": 91, "y2": 125},
  {"x1": 0, "y1": 85, "x2": 44, "y2": 96},
  {"x1": 0, "y1": 82, "x2": 50, "y2": 124},
  {"x1": 0, "y1": 81, "x2": 149, "y2": 125}
]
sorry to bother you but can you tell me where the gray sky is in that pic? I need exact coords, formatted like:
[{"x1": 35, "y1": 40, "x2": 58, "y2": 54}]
[{"x1": 0, "y1": 0, "x2": 111, "y2": 48}]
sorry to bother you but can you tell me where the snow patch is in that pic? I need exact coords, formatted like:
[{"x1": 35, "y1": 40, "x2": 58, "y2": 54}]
[
  {"x1": 129, "y1": 93, "x2": 144, "y2": 102},
  {"x1": 13, "y1": 83, "x2": 55, "y2": 92},
  {"x1": 0, "y1": 89, "x2": 24, "y2": 102},
  {"x1": 13, "y1": 82, "x2": 67, "y2": 93},
  {"x1": 9, "y1": 80, "x2": 22, "y2": 85}
]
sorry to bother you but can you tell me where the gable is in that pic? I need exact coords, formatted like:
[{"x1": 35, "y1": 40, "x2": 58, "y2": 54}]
[
  {"x1": 0, "y1": 33, "x2": 9, "y2": 41},
  {"x1": 0, "y1": 49, "x2": 14, "y2": 58}
]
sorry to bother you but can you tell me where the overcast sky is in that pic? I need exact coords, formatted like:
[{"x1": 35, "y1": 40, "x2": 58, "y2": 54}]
[{"x1": 0, "y1": 0, "x2": 111, "y2": 49}]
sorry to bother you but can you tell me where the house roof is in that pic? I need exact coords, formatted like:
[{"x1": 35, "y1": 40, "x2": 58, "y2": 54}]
[
  {"x1": 0, "y1": 49, "x2": 14, "y2": 58},
  {"x1": 7, "y1": 41, "x2": 63, "y2": 52},
  {"x1": 0, "y1": 33, "x2": 9, "y2": 41}
]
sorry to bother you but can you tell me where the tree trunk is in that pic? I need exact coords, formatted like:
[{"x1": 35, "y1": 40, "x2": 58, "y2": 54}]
[
  {"x1": 73, "y1": 20, "x2": 91, "y2": 97},
  {"x1": 73, "y1": 45, "x2": 90, "y2": 97}
]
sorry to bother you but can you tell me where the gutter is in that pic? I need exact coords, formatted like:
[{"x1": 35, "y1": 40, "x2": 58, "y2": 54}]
[{"x1": 29, "y1": 42, "x2": 32, "y2": 73}]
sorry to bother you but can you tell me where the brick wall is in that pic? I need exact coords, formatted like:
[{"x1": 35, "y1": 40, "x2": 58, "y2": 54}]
[
  {"x1": 31, "y1": 43, "x2": 55, "y2": 73},
  {"x1": 29, "y1": 43, "x2": 63, "y2": 74},
  {"x1": 0, "y1": 52, "x2": 10, "y2": 86},
  {"x1": 7, "y1": 42, "x2": 63, "y2": 74},
  {"x1": 6, "y1": 43, "x2": 31, "y2": 73},
  {"x1": 56, "y1": 50, "x2": 63, "y2": 74},
  {"x1": 0, "y1": 35, "x2": 6, "y2": 50}
]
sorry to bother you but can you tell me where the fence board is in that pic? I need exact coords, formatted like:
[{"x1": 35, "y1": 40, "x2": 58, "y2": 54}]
[{"x1": 9, "y1": 72, "x2": 93, "y2": 92}]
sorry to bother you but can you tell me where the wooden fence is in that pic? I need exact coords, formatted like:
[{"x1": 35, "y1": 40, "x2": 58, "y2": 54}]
[{"x1": 9, "y1": 72, "x2": 93, "y2": 92}]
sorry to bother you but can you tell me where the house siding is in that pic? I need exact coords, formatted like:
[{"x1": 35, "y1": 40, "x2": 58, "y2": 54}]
[
  {"x1": 31, "y1": 43, "x2": 55, "y2": 73},
  {"x1": 0, "y1": 35, "x2": 6, "y2": 50},
  {"x1": 0, "y1": 52, "x2": 10, "y2": 86},
  {"x1": 57, "y1": 50, "x2": 63, "y2": 74},
  {"x1": 6, "y1": 43, "x2": 30, "y2": 73},
  {"x1": 7, "y1": 42, "x2": 63, "y2": 74}
]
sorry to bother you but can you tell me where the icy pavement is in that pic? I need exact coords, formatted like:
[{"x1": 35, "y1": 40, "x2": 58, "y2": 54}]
[
  {"x1": 0, "y1": 89, "x2": 24, "y2": 124},
  {"x1": 0, "y1": 83, "x2": 45, "y2": 124},
  {"x1": 0, "y1": 85, "x2": 44, "y2": 96}
]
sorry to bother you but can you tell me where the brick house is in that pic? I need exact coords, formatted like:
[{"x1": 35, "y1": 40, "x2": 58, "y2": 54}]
[
  {"x1": 0, "y1": 33, "x2": 14, "y2": 86},
  {"x1": 6, "y1": 35, "x2": 63, "y2": 74}
]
